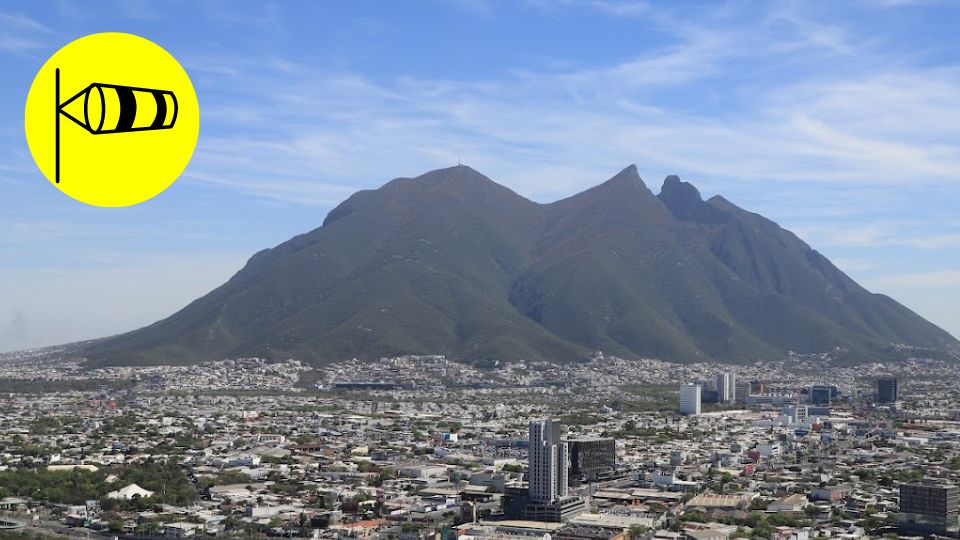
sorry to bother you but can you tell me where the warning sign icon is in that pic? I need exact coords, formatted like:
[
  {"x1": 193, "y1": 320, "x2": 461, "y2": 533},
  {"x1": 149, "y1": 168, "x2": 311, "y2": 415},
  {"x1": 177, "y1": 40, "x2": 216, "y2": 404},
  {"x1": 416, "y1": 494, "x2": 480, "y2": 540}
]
[{"x1": 24, "y1": 32, "x2": 199, "y2": 207}]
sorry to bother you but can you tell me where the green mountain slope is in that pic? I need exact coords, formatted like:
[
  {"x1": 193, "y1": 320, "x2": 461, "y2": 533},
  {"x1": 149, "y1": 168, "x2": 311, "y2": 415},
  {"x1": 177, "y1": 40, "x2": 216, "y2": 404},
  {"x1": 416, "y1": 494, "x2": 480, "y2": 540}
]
[{"x1": 82, "y1": 165, "x2": 957, "y2": 366}]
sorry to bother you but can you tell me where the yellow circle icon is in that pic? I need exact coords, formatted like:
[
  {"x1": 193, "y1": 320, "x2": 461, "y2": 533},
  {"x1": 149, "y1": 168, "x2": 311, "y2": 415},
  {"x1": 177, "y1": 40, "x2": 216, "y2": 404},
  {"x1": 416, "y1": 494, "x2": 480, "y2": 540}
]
[{"x1": 24, "y1": 32, "x2": 199, "y2": 207}]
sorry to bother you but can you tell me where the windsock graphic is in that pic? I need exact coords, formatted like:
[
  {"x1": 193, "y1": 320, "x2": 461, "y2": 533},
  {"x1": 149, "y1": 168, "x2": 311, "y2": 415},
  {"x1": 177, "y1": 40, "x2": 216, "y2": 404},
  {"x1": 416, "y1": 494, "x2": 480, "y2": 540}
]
[{"x1": 55, "y1": 68, "x2": 179, "y2": 183}]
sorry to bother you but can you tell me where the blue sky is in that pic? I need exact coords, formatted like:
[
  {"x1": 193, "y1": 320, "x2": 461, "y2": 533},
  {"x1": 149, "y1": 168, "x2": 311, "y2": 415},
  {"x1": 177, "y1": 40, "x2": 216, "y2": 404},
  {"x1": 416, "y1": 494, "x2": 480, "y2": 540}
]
[{"x1": 2, "y1": 0, "x2": 960, "y2": 352}]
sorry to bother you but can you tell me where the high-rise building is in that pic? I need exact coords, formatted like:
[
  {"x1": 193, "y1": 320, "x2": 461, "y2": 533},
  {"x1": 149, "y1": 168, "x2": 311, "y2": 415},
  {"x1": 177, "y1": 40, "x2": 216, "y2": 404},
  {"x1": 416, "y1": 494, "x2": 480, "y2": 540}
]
[
  {"x1": 810, "y1": 385, "x2": 834, "y2": 405},
  {"x1": 699, "y1": 386, "x2": 720, "y2": 404},
  {"x1": 680, "y1": 384, "x2": 701, "y2": 415},
  {"x1": 878, "y1": 377, "x2": 899, "y2": 403},
  {"x1": 716, "y1": 372, "x2": 736, "y2": 402},
  {"x1": 529, "y1": 419, "x2": 568, "y2": 503},
  {"x1": 749, "y1": 380, "x2": 766, "y2": 396},
  {"x1": 568, "y1": 437, "x2": 616, "y2": 484},
  {"x1": 899, "y1": 482, "x2": 960, "y2": 536},
  {"x1": 735, "y1": 382, "x2": 750, "y2": 402},
  {"x1": 506, "y1": 419, "x2": 586, "y2": 522}
]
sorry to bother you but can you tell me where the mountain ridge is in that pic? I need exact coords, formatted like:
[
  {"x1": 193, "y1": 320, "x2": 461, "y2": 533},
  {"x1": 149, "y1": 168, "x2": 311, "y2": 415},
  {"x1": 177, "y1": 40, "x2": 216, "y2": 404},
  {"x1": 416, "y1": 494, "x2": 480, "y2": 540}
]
[{"x1": 80, "y1": 165, "x2": 957, "y2": 367}]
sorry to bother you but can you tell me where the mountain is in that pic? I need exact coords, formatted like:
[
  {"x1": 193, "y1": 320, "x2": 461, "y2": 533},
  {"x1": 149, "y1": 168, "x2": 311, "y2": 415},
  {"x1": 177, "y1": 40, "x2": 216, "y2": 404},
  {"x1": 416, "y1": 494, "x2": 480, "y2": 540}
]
[{"x1": 81, "y1": 165, "x2": 957, "y2": 367}]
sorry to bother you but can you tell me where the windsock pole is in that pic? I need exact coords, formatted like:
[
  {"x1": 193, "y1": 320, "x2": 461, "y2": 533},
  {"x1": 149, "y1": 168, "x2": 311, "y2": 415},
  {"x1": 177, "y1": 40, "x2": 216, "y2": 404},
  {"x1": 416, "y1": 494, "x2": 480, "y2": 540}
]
[{"x1": 55, "y1": 68, "x2": 60, "y2": 183}]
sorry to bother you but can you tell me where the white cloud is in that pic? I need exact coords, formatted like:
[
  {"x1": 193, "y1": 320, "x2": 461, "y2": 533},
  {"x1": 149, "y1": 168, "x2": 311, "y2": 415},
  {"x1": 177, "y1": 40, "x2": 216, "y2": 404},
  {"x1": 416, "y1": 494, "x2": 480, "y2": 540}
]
[
  {"x1": 0, "y1": 12, "x2": 53, "y2": 34},
  {"x1": 174, "y1": 0, "x2": 960, "y2": 209},
  {"x1": 791, "y1": 222, "x2": 960, "y2": 251},
  {"x1": 871, "y1": 269, "x2": 960, "y2": 289},
  {"x1": 830, "y1": 257, "x2": 878, "y2": 274},
  {"x1": 0, "y1": 10, "x2": 54, "y2": 53}
]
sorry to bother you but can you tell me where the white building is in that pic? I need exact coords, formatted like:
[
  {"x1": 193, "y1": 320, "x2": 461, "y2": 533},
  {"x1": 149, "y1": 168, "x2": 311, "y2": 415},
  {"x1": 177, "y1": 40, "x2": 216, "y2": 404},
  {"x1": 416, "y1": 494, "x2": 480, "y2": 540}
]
[
  {"x1": 757, "y1": 443, "x2": 781, "y2": 457},
  {"x1": 680, "y1": 384, "x2": 702, "y2": 416},
  {"x1": 106, "y1": 483, "x2": 156, "y2": 500},
  {"x1": 716, "y1": 372, "x2": 736, "y2": 402},
  {"x1": 653, "y1": 470, "x2": 677, "y2": 486},
  {"x1": 783, "y1": 405, "x2": 809, "y2": 424},
  {"x1": 528, "y1": 419, "x2": 568, "y2": 502}
]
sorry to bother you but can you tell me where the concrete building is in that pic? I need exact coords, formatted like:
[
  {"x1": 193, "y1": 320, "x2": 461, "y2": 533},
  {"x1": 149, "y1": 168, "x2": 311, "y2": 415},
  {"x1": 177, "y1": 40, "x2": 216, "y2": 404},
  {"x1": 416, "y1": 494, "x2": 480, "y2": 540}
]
[
  {"x1": 687, "y1": 493, "x2": 756, "y2": 511},
  {"x1": 878, "y1": 377, "x2": 899, "y2": 403},
  {"x1": 899, "y1": 481, "x2": 959, "y2": 536},
  {"x1": 756, "y1": 443, "x2": 781, "y2": 457},
  {"x1": 520, "y1": 497, "x2": 590, "y2": 522},
  {"x1": 680, "y1": 384, "x2": 701, "y2": 416},
  {"x1": 163, "y1": 522, "x2": 199, "y2": 538},
  {"x1": 783, "y1": 405, "x2": 809, "y2": 424},
  {"x1": 768, "y1": 494, "x2": 809, "y2": 512},
  {"x1": 716, "y1": 372, "x2": 735, "y2": 403},
  {"x1": 506, "y1": 419, "x2": 587, "y2": 522},
  {"x1": 556, "y1": 523, "x2": 627, "y2": 540},
  {"x1": 529, "y1": 419, "x2": 568, "y2": 502}
]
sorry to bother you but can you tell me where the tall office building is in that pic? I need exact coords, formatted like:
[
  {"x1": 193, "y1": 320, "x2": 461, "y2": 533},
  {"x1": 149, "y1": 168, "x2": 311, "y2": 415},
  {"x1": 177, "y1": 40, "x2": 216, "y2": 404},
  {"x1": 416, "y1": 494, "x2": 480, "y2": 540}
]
[
  {"x1": 568, "y1": 437, "x2": 616, "y2": 484},
  {"x1": 810, "y1": 385, "x2": 833, "y2": 405},
  {"x1": 716, "y1": 372, "x2": 736, "y2": 402},
  {"x1": 899, "y1": 482, "x2": 960, "y2": 536},
  {"x1": 878, "y1": 377, "x2": 899, "y2": 403},
  {"x1": 680, "y1": 383, "x2": 702, "y2": 416},
  {"x1": 529, "y1": 419, "x2": 569, "y2": 502},
  {"x1": 508, "y1": 419, "x2": 586, "y2": 522}
]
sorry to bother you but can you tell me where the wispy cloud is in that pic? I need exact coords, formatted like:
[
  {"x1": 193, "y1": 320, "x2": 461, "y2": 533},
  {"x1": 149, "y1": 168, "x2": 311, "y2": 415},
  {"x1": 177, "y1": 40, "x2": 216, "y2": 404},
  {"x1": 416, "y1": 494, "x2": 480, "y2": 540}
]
[
  {"x1": 0, "y1": 10, "x2": 55, "y2": 53},
  {"x1": 1, "y1": 221, "x2": 114, "y2": 243},
  {"x1": 831, "y1": 257, "x2": 879, "y2": 274},
  {"x1": 872, "y1": 269, "x2": 960, "y2": 288},
  {"x1": 0, "y1": 12, "x2": 53, "y2": 34},
  {"x1": 174, "y1": 1, "x2": 960, "y2": 209},
  {"x1": 793, "y1": 222, "x2": 960, "y2": 251}
]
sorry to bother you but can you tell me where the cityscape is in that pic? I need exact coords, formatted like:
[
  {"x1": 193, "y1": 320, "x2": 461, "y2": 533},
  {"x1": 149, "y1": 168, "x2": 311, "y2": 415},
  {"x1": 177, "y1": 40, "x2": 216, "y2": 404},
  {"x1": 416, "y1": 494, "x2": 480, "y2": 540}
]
[{"x1": 2, "y1": 351, "x2": 960, "y2": 539}]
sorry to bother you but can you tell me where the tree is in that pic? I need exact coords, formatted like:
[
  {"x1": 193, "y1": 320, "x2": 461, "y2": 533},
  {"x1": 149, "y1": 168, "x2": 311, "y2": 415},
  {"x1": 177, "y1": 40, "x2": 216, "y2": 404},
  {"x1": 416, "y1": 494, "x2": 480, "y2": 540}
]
[
  {"x1": 683, "y1": 511, "x2": 708, "y2": 523},
  {"x1": 103, "y1": 511, "x2": 124, "y2": 531}
]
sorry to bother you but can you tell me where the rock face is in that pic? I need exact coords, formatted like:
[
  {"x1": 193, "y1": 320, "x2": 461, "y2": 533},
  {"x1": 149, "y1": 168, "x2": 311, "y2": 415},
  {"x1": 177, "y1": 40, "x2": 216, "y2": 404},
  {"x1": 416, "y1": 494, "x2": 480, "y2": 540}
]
[{"x1": 82, "y1": 165, "x2": 957, "y2": 367}]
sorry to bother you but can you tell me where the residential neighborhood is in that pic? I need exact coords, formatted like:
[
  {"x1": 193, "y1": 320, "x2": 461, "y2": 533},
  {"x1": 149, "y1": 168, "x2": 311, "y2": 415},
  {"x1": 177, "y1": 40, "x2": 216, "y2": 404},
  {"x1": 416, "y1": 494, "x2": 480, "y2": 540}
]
[{"x1": 1, "y1": 350, "x2": 960, "y2": 539}]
